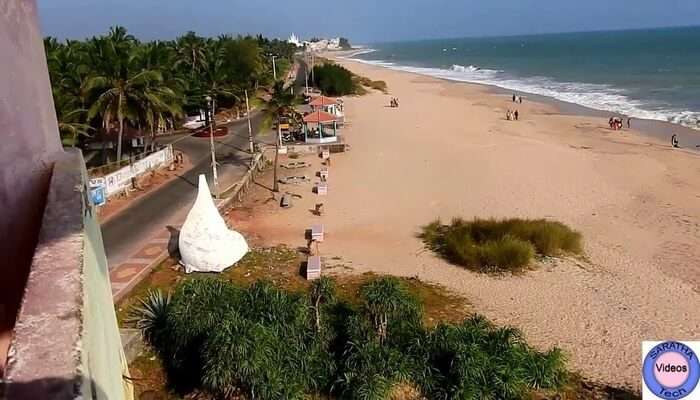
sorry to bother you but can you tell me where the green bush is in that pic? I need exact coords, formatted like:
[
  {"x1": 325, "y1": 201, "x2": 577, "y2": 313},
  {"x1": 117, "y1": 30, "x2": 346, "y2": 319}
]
[
  {"x1": 420, "y1": 218, "x2": 582, "y2": 272},
  {"x1": 313, "y1": 63, "x2": 356, "y2": 96},
  {"x1": 134, "y1": 276, "x2": 569, "y2": 399},
  {"x1": 354, "y1": 75, "x2": 389, "y2": 94},
  {"x1": 420, "y1": 316, "x2": 568, "y2": 399},
  {"x1": 478, "y1": 235, "x2": 535, "y2": 270}
]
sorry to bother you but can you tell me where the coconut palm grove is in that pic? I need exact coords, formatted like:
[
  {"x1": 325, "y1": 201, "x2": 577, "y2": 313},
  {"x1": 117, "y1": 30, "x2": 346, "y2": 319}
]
[{"x1": 44, "y1": 26, "x2": 297, "y2": 162}]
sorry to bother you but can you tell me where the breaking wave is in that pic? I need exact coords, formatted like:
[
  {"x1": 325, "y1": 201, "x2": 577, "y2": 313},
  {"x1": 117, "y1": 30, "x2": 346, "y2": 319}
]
[{"x1": 347, "y1": 57, "x2": 700, "y2": 131}]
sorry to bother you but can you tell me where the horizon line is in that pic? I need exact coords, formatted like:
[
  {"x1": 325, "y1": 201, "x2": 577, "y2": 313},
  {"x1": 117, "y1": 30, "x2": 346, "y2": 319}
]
[{"x1": 362, "y1": 24, "x2": 700, "y2": 46}]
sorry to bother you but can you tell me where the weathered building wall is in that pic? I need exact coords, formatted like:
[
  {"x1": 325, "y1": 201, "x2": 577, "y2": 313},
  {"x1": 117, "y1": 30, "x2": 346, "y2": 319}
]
[
  {"x1": 0, "y1": 0, "x2": 63, "y2": 374},
  {"x1": 0, "y1": 2, "x2": 132, "y2": 399},
  {"x1": 3, "y1": 150, "x2": 133, "y2": 400}
]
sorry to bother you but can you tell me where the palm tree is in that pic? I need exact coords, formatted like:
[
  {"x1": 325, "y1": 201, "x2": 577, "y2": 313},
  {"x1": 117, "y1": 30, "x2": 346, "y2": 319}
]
[
  {"x1": 129, "y1": 289, "x2": 171, "y2": 349},
  {"x1": 57, "y1": 108, "x2": 94, "y2": 147},
  {"x1": 359, "y1": 277, "x2": 421, "y2": 344},
  {"x1": 267, "y1": 80, "x2": 296, "y2": 192},
  {"x1": 309, "y1": 277, "x2": 335, "y2": 333},
  {"x1": 200, "y1": 43, "x2": 241, "y2": 125},
  {"x1": 175, "y1": 31, "x2": 206, "y2": 77},
  {"x1": 140, "y1": 84, "x2": 183, "y2": 153},
  {"x1": 86, "y1": 67, "x2": 164, "y2": 162}
]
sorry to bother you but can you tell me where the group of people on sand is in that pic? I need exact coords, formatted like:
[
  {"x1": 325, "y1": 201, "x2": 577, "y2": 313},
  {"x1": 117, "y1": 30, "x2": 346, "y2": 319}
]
[
  {"x1": 609, "y1": 116, "x2": 631, "y2": 130},
  {"x1": 506, "y1": 109, "x2": 519, "y2": 121},
  {"x1": 389, "y1": 97, "x2": 400, "y2": 108},
  {"x1": 512, "y1": 94, "x2": 523, "y2": 104}
]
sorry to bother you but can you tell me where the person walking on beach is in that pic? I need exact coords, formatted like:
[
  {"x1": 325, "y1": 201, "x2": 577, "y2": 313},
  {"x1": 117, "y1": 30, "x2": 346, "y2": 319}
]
[
  {"x1": 518, "y1": 96, "x2": 523, "y2": 104},
  {"x1": 514, "y1": 110, "x2": 519, "y2": 121},
  {"x1": 627, "y1": 118, "x2": 632, "y2": 129},
  {"x1": 506, "y1": 109, "x2": 512, "y2": 121},
  {"x1": 512, "y1": 94, "x2": 516, "y2": 102},
  {"x1": 609, "y1": 117, "x2": 614, "y2": 130},
  {"x1": 671, "y1": 134, "x2": 679, "y2": 148}
]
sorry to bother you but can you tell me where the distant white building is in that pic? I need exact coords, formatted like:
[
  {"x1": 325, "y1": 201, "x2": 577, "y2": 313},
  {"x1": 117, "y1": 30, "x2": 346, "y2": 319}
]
[
  {"x1": 305, "y1": 37, "x2": 342, "y2": 52},
  {"x1": 328, "y1": 38, "x2": 341, "y2": 50},
  {"x1": 288, "y1": 33, "x2": 302, "y2": 48}
]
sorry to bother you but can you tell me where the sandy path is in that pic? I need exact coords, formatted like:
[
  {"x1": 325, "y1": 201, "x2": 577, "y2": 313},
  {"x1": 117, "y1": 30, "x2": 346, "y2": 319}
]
[{"x1": 235, "y1": 60, "x2": 700, "y2": 390}]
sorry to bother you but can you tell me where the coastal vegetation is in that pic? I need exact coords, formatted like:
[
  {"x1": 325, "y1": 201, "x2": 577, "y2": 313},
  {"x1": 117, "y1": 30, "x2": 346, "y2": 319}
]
[
  {"x1": 420, "y1": 218, "x2": 583, "y2": 272},
  {"x1": 123, "y1": 248, "x2": 639, "y2": 399},
  {"x1": 312, "y1": 63, "x2": 356, "y2": 96},
  {"x1": 44, "y1": 26, "x2": 296, "y2": 162},
  {"x1": 355, "y1": 76, "x2": 389, "y2": 93},
  {"x1": 339, "y1": 37, "x2": 352, "y2": 50},
  {"x1": 312, "y1": 62, "x2": 388, "y2": 96},
  {"x1": 130, "y1": 261, "x2": 569, "y2": 399}
]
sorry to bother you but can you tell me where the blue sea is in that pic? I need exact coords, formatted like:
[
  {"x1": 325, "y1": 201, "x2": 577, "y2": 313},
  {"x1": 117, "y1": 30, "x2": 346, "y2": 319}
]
[{"x1": 351, "y1": 27, "x2": 700, "y2": 131}]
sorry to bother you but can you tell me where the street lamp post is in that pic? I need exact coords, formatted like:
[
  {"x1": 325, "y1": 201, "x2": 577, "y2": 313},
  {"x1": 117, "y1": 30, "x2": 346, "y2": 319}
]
[
  {"x1": 245, "y1": 89, "x2": 254, "y2": 153},
  {"x1": 205, "y1": 95, "x2": 219, "y2": 198},
  {"x1": 271, "y1": 54, "x2": 277, "y2": 81}
]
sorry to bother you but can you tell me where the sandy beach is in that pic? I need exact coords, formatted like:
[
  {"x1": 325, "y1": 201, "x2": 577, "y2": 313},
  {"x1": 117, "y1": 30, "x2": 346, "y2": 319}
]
[{"x1": 232, "y1": 58, "x2": 700, "y2": 390}]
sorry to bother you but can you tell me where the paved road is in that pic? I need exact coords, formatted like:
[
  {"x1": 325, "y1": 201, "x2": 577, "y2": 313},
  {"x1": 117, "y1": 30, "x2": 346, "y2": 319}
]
[
  {"x1": 103, "y1": 60, "x2": 307, "y2": 269},
  {"x1": 101, "y1": 113, "x2": 269, "y2": 269}
]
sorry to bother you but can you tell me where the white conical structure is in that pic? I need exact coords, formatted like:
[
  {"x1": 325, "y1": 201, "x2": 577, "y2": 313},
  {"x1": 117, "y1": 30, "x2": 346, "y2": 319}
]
[{"x1": 179, "y1": 174, "x2": 249, "y2": 273}]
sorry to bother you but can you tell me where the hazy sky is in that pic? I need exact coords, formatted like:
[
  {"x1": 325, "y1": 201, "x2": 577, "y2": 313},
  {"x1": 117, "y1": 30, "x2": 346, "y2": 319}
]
[{"x1": 38, "y1": 0, "x2": 700, "y2": 43}]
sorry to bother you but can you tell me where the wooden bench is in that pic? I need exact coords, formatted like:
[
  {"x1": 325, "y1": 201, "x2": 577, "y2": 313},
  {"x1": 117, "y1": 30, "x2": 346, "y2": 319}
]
[
  {"x1": 280, "y1": 194, "x2": 292, "y2": 208},
  {"x1": 306, "y1": 255, "x2": 321, "y2": 280},
  {"x1": 310, "y1": 224, "x2": 324, "y2": 242}
]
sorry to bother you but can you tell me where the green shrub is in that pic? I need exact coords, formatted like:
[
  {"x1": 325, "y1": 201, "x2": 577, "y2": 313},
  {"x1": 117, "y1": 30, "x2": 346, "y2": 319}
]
[
  {"x1": 420, "y1": 217, "x2": 582, "y2": 272},
  {"x1": 354, "y1": 75, "x2": 389, "y2": 93},
  {"x1": 420, "y1": 316, "x2": 568, "y2": 400},
  {"x1": 128, "y1": 289, "x2": 170, "y2": 351},
  {"x1": 313, "y1": 63, "x2": 356, "y2": 96},
  {"x1": 368, "y1": 80, "x2": 388, "y2": 93},
  {"x1": 135, "y1": 276, "x2": 570, "y2": 400},
  {"x1": 478, "y1": 235, "x2": 535, "y2": 270}
]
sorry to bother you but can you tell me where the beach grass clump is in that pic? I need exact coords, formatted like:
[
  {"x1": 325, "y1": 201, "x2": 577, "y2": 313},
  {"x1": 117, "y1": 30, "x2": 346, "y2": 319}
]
[
  {"x1": 132, "y1": 276, "x2": 569, "y2": 400},
  {"x1": 354, "y1": 75, "x2": 389, "y2": 93},
  {"x1": 420, "y1": 218, "x2": 583, "y2": 272}
]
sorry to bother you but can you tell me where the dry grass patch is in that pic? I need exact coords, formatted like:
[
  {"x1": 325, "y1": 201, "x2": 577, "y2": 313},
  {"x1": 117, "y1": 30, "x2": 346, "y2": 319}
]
[{"x1": 420, "y1": 217, "x2": 583, "y2": 273}]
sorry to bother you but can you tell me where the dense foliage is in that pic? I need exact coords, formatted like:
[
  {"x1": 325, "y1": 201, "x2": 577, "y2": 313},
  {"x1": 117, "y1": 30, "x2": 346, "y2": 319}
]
[
  {"x1": 133, "y1": 276, "x2": 569, "y2": 399},
  {"x1": 339, "y1": 37, "x2": 352, "y2": 49},
  {"x1": 312, "y1": 63, "x2": 357, "y2": 96},
  {"x1": 420, "y1": 218, "x2": 583, "y2": 272},
  {"x1": 44, "y1": 26, "x2": 296, "y2": 161}
]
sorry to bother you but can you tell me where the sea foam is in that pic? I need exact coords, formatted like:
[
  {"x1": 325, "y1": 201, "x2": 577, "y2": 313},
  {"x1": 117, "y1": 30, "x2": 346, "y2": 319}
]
[{"x1": 346, "y1": 56, "x2": 700, "y2": 131}]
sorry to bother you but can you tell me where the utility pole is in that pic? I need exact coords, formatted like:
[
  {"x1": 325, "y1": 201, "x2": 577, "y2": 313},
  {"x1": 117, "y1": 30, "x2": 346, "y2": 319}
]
[
  {"x1": 272, "y1": 55, "x2": 277, "y2": 81},
  {"x1": 310, "y1": 52, "x2": 315, "y2": 84},
  {"x1": 305, "y1": 53, "x2": 309, "y2": 94},
  {"x1": 245, "y1": 89, "x2": 254, "y2": 154},
  {"x1": 205, "y1": 95, "x2": 219, "y2": 198}
]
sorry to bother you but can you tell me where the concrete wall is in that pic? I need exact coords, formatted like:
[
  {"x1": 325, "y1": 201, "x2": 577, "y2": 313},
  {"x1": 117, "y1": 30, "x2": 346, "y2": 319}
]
[
  {"x1": 0, "y1": 2, "x2": 132, "y2": 399},
  {"x1": 0, "y1": 0, "x2": 63, "y2": 373},
  {"x1": 3, "y1": 150, "x2": 133, "y2": 400}
]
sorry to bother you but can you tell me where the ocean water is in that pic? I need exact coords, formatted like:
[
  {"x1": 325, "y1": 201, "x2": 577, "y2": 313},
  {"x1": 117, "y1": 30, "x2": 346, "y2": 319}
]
[{"x1": 351, "y1": 27, "x2": 700, "y2": 131}]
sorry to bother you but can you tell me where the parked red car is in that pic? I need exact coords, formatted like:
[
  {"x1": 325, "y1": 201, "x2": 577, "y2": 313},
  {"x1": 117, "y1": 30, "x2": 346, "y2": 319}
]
[{"x1": 193, "y1": 125, "x2": 228, "y2": 138}]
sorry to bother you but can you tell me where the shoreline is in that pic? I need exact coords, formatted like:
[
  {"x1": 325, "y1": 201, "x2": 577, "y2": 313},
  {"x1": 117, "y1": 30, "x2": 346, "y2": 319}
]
[{"x1": 334, "y1": 50, "x2": 700, "y2": 153}]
